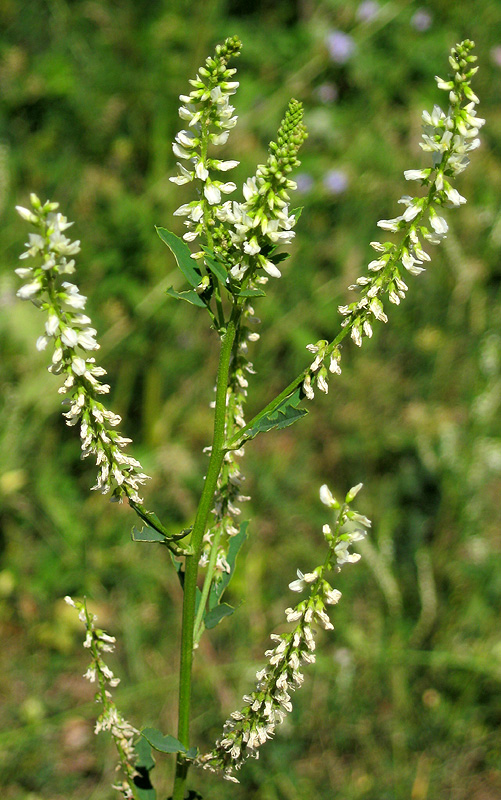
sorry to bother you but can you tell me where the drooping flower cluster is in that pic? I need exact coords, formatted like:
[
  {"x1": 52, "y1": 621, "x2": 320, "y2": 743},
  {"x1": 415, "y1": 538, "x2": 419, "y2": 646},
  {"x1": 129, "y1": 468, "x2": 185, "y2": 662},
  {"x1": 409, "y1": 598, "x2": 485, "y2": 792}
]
[
  {"x1": 64, "y1": 597, "x2": 138, "y2": 799},
  {"x1": 15, "y1": 195, "x2": 149, "y2": 503},
  {"x1": 197, "y1": 482, "x2": 370, "y2": 782},
  {"x1": 303, "y1": 39, "x2": 483, "y2": 400}
]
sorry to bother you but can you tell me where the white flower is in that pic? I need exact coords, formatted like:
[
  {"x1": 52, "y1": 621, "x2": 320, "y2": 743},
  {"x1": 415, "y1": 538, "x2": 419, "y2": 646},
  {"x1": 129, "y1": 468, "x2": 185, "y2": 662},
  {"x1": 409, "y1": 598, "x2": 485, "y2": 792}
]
[
  {"x1": 302, "y1": 374, "x2": 314, "y2": 400},
  {"x1": 17, "y1": 279, "x2": 42, "y2": 299},
  {"x1": 334, "y1": 541, "x2": 361, "y2": 565},
  {"x1": 243, "y1": 237, "x2": 261, "y2": 255},
  {"x1": 317, "y1": 372, "x2": 329, "y2": 394},
  {"x1": 324, "y1": 587, "x2": 342, "y2": 605},
  {"x1": 404, "y1": 169, "x2": 429, "y2": 181},
  {"x1": 351, "y1": 325, "x2": 362, "y2": 347},
  {"x1": 346, "y1": 482, "x2": 363, "y2": 501},
  {"x1": 377, "y1": 217, "x2": 402, "y2": 231},
  {"x1": 16, "y1": 205, "x2": 38, "y2": 223},
  {"x1": 319, "y1": 484, "x2": 337, "y2": 508},
  {"x1": 36, "y1": 335, "x2": 49, "y2": 351},
  {"x1": 262, "y1": 260, "x2": 281, "y2": 278},
  {"x1": 195, "y1": 162, "x2": 209, "y2": 181},
  {"x1": 204, "y1": 184, "x2": 221, "y2": 205},
  {"x1": 215, "y1": 160, "x2": 240, "y2": 171}
]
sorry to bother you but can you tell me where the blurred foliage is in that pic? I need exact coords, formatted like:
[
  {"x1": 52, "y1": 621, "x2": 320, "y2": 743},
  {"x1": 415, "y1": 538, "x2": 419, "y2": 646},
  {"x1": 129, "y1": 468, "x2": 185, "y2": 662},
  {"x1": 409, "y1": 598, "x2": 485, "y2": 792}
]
[{"x1": 1, "y1": 0, "x2": 501, "y2": 798}]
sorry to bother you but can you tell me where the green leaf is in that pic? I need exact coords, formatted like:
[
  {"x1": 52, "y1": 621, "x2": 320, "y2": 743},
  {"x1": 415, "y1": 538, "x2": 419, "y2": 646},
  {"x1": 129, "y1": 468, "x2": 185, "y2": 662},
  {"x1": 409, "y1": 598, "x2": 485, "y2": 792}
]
[
  {"x1": 209, "y1": 522, "x2": 248, "y2": 609},
  {"x1": 165, "y1": 286, "x2": 206, "y2": 307},
  {"x1": 291, "y1": 206, "x2": 303, "y2": 221},
  {"x1": 185, "y1": 746, "x2": 198, "y2": 759},
  {"x1": 236, "y1": 287, "x2": 266, "y2": 298},
  {"x1": 156, "y1": 227, "x2": 202, "y2": 287},
  {"x1": 135, "y1": 737, "x2": 156, "y2": 771},
  {"x1": 204, "y1": 602, "x2": 235, "y2": 629},
  {"x1": 132, "y1": 526, "x2": 167, "y2": 543},
  {"x1": 234, "y1": 387, "x2": 308, "y2": 446},
  {"x1": 133, "y1": 738, "x2": 156, "y2": 799},
  {"x1": 269, "y1": 251, "x2": 291, "y2": 264},
  {"x1": 202, "y1": 249, "x2": 229, "y2": 284},
  {"x1": 135, "y1": 784, "x2": 156, "y2": 800},
  {"x1": 142, "y1": 728, "x2": 187, "y2": 754}
]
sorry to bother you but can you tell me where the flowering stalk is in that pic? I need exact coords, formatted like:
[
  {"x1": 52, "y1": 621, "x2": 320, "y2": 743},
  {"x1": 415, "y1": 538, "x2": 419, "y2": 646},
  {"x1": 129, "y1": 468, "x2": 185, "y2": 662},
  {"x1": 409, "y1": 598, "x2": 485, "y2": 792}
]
[
  {"x1": 64, "y1": 597, "x2": 139, "y2": 800},
  {"x1": 13, "y1": 197, "x2": 194, "y2": 553},
  {"x1": 14, "y1": 197, "x2": 150, "y2": 505},
  {"x1": 304, "y1": 40, "x2": 484, "y2": 396},
  {"x1": 225, "y1": 39, "x2": 483, "y2": 447},
  {"x1": 197, "y1": 482, "x2": 370, "y2": 782}
]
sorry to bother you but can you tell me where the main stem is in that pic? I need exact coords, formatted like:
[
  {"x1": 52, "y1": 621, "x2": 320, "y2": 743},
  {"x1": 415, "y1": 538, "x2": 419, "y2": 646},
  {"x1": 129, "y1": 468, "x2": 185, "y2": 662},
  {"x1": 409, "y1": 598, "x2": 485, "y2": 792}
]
[{"x1": 172, "y1": 315, "x2": 237, "y2": 800}]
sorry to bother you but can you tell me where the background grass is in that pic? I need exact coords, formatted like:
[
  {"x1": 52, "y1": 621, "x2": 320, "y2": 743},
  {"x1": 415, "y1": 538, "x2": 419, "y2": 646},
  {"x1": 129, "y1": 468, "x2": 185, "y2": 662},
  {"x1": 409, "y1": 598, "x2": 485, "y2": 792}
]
[{"x1": 0, "y1": 1, "x2": 500, "y2": 798}]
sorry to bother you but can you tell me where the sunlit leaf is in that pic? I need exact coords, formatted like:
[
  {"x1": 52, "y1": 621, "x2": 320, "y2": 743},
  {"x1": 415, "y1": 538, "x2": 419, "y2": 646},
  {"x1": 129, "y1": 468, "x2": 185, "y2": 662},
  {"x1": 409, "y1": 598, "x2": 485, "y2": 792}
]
[
  {"x1": 233, "y1": 387, "x2": 308, "y2": 446},
  {"x1": 165, "y1": 286, "x2": 206, "y2": 307},
  {"x1": 236, "y1": 287, "x2": 266, "y2": 298},
  {"x1": 156, "y1": 227, "x2": 202, "y2": 287},
  {"x1": 131, "y1": 526, "x2": 167, "y2": 543}
]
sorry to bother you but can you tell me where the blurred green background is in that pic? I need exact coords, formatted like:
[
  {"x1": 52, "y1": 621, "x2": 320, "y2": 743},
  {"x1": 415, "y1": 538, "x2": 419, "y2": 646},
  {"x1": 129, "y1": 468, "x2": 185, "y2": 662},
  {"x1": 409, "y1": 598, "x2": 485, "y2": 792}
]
[{"x1": 0, "y1": 1, "x2": 500, "y2": 798}]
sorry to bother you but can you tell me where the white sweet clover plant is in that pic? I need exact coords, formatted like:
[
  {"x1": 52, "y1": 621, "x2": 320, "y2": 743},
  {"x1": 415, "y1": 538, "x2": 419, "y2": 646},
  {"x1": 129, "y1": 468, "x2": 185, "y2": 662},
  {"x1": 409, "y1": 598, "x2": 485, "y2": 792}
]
[{"x1": 14, "y1": 37, "x2": 483, "y2": 800}]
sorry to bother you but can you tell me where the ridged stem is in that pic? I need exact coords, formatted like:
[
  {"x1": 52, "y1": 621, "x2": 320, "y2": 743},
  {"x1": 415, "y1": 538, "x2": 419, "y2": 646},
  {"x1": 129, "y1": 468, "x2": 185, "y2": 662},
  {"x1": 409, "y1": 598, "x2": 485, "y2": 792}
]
[{"x1": 172, "y1": 314, "x2": 237, "y2": 800}]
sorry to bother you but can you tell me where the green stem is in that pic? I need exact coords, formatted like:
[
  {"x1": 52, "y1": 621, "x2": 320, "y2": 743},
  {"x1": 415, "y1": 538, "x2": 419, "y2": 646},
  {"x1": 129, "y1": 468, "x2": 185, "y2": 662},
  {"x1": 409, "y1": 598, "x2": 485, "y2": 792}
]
[
  {"x1": 193, "y1": 383, "x2": 238, "y2": 643},
  {"x1": 225, "y1": 328, "x2": 349, "y2": 450},
  {"x1": 193, "y1": 522, "x2": 222, "y2": 645},
  {"x1": 172, "y1": 314, "x2": 237, "y2": 800}
]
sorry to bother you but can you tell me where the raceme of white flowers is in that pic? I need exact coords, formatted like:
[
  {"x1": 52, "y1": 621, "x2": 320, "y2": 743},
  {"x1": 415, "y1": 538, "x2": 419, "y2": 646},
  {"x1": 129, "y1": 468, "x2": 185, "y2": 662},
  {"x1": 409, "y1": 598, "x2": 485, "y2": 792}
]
[
  {"x1": 302, "y1": 39, "x2": 484, "y2": 402},
  {"x1": 64, "y1": 597, "x2": 138, "y2": 800},
  {"x1": 170, "y1": 36, "x2": 307, "y2": 579},
  {"x1": 15, "y1": 195, "x2": 149, "y2": 504},
  {"x1": 197, "y1": 482, "x2": 370, "y2": 782},
  {"x1": 170, "y1": 34, "x2": 307, "y2": 289}
]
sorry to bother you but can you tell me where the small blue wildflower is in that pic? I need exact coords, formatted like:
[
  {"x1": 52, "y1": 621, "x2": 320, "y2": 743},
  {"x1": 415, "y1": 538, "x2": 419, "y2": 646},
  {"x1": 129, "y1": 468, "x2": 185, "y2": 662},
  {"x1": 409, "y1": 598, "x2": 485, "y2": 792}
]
[
  {"x1": 357, "y1": 1, "x2": 380, "y2": 22},
  {"x1": 410, "y1": 8, "x2": 432, "y2": 32},
  {"x1": 323, "y1": 169, "x2": 349, "y2": 195},
  {"x1": 295, "y1": 173, "x2": 314, "y2": 194},
  {"x1": 326, "y1": 30, "x2": 356, "y2": 64}
]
